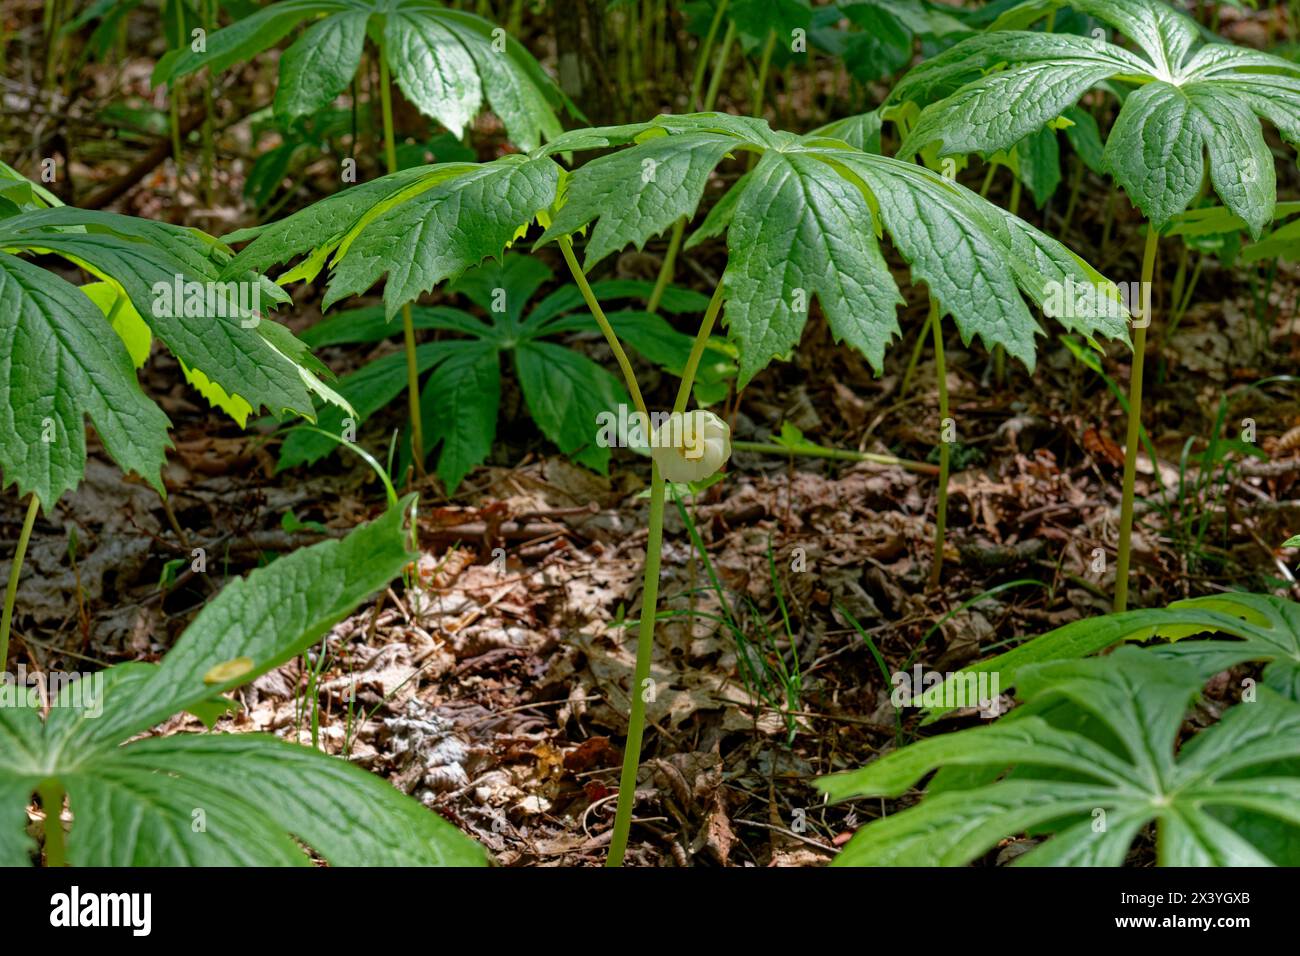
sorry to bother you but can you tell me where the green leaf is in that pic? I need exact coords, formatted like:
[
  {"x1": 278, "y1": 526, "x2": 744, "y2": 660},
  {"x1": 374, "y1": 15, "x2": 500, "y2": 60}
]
[
  {"x1": 448, "y1": 253, "x2": 553, "y2": 325},
  {"x1": 384, "y1": 10, "x2": 482, "y2": 138},
  {"x1": 153, "y1": 0, "x2": 346, "y2": 86},
  {"x1": 278, "y1": 342, "x2": 460, "y2": 470},
  {"x1": 894, "y1": 2, "x2": 1300, "y2": 236},
  {"x1": 538, "y1": 132, "x2": 740, "y2": 269},
  {"x1": 0, "y1": 252, "x2": 172, "y2": 504},
  {"x1": 74, "y1": 498, "x2": 416, "y2": 746},
  {"x1": 323, "y1": 155, "x2": 558, "y2": 316},
  {"x1": 223, "y1": 164, "x2": 447, "y2": 279},
  {"x1": 0, "y1": 209, "x2": 322, "y2": 423},
  {"x1": 515, "y1": 341, "x2": 628, "y2": 472},
  {"x1": 300, "y1": 304, "x2": 487, "y2": 348},
  {"x1": 105, "y1": 733, "x2": 484, "y2": 865},
  {"x1": 821, "y1": 647, "x2": 1300, "y2": 866},
  {"x1": 419, "y1": 343, "x2": 501, "y2": 492},
  {"x1": 274, "y1": 10, "x2": 368, "y2": 119},
  {"x1": 538, "y1": 114, "x2": 1125, "y2": 384},
  {"x1": 64, "y1": 763, "x2": 311, "y2": 866},
  {"x1": 724, "y1": 148, "x2": 902, "y2": 386},
  {"x1": 0, "y1": 775, "x2": 37, "y2": 866},
  {"x1": 1, "y1": 503, "x2": 484, "y2": 866},
  {"x1": 1103, "y1": 82, "x2": 1205, "y2": 231}
]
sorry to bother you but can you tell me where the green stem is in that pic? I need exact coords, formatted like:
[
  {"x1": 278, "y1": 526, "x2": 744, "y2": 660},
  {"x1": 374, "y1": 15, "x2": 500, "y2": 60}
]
[
  {"x1": 702, "y1": 20, "x2": 736, "y2": 112},
  {"x1": 567, "y1": 258, "x2": 724, "y2": 865},
  {"x1": 1114, "y1": 223, "x2": 1159, "y2": 612},
  {"x1": 1, "y1": 494, "x2": 39, "y2": 669},
  {"x1": 200, "y1": 0, "x2": 216, "y2": 206},
  {"x1": 558, "y1": 235, "x2": 649, "y2": 419},
  {"x1": 673, "y1": 285, "x2": 725, "y2": 411},
  {"x1": 898, "y1": 314, "x2": 928, "y2": 396},
  {"x1": 606, "y1": 467, "x2": 665, "y2": 866},
  {"x1": 377, "y1": 43, "x2": 426, "y2": 475},
  {"x1": 650, "y1": 15, "x2": 737, "y2": 313},
  {"x1": 688, "y1": 0, "x2": 729, "y2": 111},
  {"x1": 1061, "y1": 156, "x2": 1084, "y2": 237},
  {"x1": 752, "y1": 28, "x2": 776, "y2": 119},
  {"x1": 927, "y1": 298, "x2": 949, "y2": 591},
  {"x1": 39, "y1": 779, "x2": 65, "y2": 867},
  {"x1": 646, "y1": 219, "x2": 685, "y2": 315}
]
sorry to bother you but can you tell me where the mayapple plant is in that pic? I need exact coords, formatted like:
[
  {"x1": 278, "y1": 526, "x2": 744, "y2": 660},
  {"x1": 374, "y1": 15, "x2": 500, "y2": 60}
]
[
  {"x1": 532, "y1": 110, "x2": 1128, "y2": 863},
  {"x1": 0, "y1": 499, "x2": 484, "y2": 866},
  {"x1": 277, "y1": 253, "x2": 727, "y2": 490},
  {"x1": 887, "y1": 0, "x2": 1300, "y2": 610},
  {"x1": 219, "y1": 109, "x2": 1126, "y2": 863},
  {"x1": 819, "y1": 647, "x2": 1300, "y2": 866},
  {"x1": 924, "y1": 591, "x2": 1300, "y2": 723},
  {"x1": 155, "y1": 0, "x2": 572, "y2": 471},
  {"x1": 0, "y1": 169, "x2": 343, "y2": 672}
]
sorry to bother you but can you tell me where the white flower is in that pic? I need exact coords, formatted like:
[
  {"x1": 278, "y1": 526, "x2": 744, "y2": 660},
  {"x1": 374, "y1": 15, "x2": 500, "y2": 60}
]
[{"x1": 651, "y1": 410, "x2": 731, "y2": 483}]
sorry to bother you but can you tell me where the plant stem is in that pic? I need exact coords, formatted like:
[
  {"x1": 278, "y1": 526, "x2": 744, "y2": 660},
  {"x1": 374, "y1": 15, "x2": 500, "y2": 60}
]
[
  {"x1": 377, "y1": 43, "x2": 426, "y2": 475},
  {"x1": 646, "y1": 219, "x2": 684, "y2": 315},
  {"x1": 38, "y1": 780, "x2": 65, "y2": 867},
  {"x1": 649, "y1": 12, "x2": 736, "y2": 313},
  {"x1": 673, "y1": 285, "x2": 725, "y2": 410},
  {"x1": 566, "y1": 262, "x2": 725, "y2": 865},
  {"x1": 702, "y1": 20, "x2": 736, "y2": 114},
  {"x1": 688, "y1": 0, "x2": 729, "y2": 111},
  {"x1": 168, "y1": 0, "x2": 184, "y2": 170},
  {"x1": 1114, "y1": 223, "x2": 1160, "y2": 612},
  {"x1": 898, "y1": 315, "x2": 929, "y2": 396},
  {"x1": 927, "y1": 298, "x2": 949, "y2": 591},
  {"x1": 752, "y1": 28, "x2": 776, "y2": 119},
  {"x1": 606, "y1": 467, "x2": 664, "y2": 867},
  {"x1": 1, "y1": 494, "x2": 39, "y2": 669},
  {"x1": 557, "y1": 236, "x2": 649, "y2": 418}
]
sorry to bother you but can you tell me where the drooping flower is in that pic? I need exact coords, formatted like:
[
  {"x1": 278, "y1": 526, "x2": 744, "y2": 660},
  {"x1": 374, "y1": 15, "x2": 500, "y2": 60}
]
[{"x1": 651, "y1": 410, "x2": 731, "y2": 483}]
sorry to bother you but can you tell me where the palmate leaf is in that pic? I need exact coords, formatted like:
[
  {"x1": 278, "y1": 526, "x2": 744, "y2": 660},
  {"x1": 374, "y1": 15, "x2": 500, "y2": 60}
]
[
  {"x1": 537, "y1": 112, "x2": 1128, "y2": 385},
  {"x1": 0, "y1": 252, "x2": 172, "y2": 506},
  {"x1": 818, "y1": 648, "x2": 1300, "y2": 866},
  {"x1": 222, "y1": 155, "x2": 558, "y2": 319},
  {"x1": 0, "y1": 205, "x2": 330, "y2": 504},
  {"x1": 279, "y1": 252, "x2": 711, "y2": 490},
  {"x1": 923, "y1": 591, "x2": 1300, "y2": 722},
  {"x1": 893, "y1": 0, "x2": 1300, "y2": 236},
  {"x1": 153, "y1": 0, "x2": 567, "y2": 150},
  {"x1": 281, "y1": 254, "x2": 713, "y2": 489},
  {"x1": 0, "y1": 499, "x2": 486, "y2": 867}
]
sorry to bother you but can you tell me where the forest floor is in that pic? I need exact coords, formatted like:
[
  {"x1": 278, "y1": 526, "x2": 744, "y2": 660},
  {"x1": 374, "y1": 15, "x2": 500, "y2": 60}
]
[{"x1": 5, "y1": 1, "x2": 1300, "y2": 865}]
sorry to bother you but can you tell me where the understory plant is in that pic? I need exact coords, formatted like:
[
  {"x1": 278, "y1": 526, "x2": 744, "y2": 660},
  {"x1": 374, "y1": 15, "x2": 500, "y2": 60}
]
[
  {"x1": 156, "y1": 0, "x2": 570, "y2": 470},
  {"x1": 818, "y1": 646, "x2": 1300, "y2": 866},
  {"x1": 278, "y1": 253, "x2": 729, "y2": 490},
  {"x1": 924, "y1": 591, "x2": 1300, "y2": 721},
  {"x1": 532, "y1": 109, "x2": 1127, "y2": 862},
  {"x1": 0, "y1": 499, "x2": 484, "y2": 866},
  {"x1": 0, "y1": 171, "x2": 340, "y2": 669},
  {"x1": 888, "y1": 0, "x2": 1300, "y2": 609}
]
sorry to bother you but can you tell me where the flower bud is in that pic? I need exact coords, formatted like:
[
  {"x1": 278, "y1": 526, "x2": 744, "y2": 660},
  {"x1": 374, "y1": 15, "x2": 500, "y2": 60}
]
[{"x1": 651, "y1": 410, "x2": 731, "y2": 483}]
